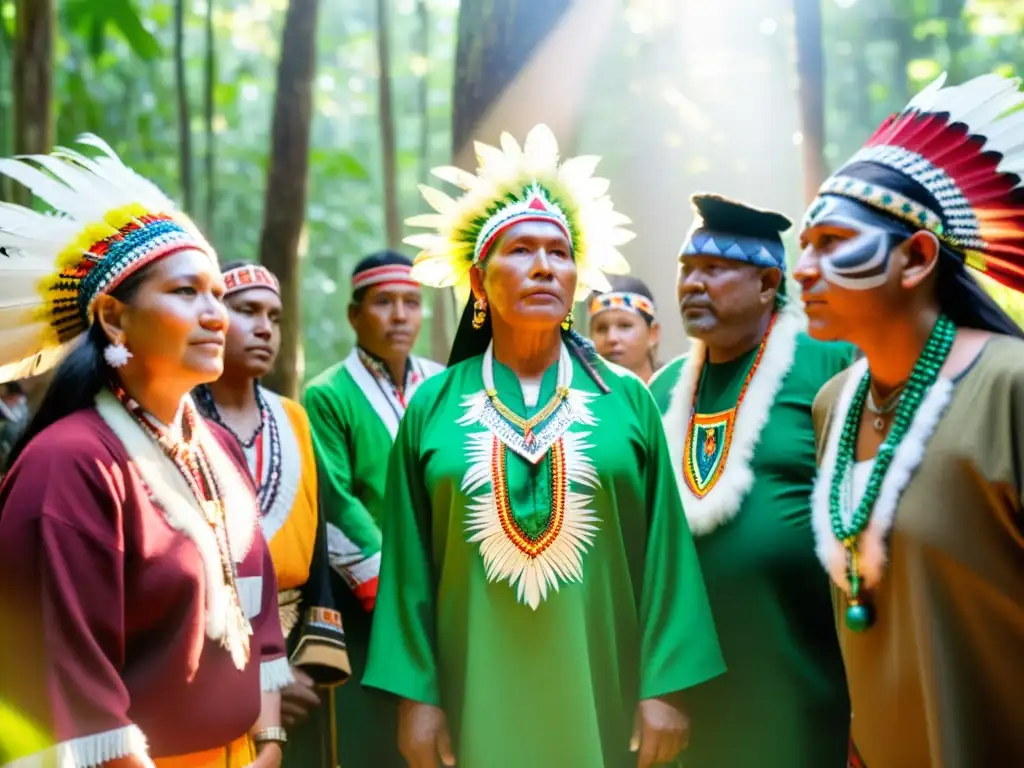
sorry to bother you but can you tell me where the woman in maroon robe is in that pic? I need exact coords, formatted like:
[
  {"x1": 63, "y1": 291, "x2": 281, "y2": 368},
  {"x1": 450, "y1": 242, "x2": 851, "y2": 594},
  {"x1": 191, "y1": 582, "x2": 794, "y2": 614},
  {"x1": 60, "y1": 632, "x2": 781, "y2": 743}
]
[{"x1": 0, "y1": 137, "x2": 289, "y2": 768}]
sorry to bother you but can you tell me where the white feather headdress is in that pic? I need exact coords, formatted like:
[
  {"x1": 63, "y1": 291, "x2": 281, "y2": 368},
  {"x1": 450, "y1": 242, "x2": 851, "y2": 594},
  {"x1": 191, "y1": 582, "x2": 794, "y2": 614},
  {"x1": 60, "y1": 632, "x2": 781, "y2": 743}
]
[
  {"x1": 405, "y1": 124, "x2": 634, "y2": 301},
  {"x1": 0, "y1": 134, "x2": 214, "y2": 382}
]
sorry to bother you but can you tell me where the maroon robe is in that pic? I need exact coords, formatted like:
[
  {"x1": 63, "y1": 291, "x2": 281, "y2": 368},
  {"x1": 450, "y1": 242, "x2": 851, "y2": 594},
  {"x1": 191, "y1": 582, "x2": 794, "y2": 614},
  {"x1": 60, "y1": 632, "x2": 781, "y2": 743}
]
[{"x1": 0, "y1": 406, "x2": 287, "y2": 763}]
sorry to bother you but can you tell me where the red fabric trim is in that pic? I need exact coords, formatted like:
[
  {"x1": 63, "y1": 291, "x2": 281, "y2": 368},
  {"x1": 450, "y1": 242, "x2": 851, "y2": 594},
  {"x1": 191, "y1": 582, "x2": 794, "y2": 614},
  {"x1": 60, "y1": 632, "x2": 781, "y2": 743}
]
[{"x1": 352, "y1": 577, "x2": 378, "y2": 613}]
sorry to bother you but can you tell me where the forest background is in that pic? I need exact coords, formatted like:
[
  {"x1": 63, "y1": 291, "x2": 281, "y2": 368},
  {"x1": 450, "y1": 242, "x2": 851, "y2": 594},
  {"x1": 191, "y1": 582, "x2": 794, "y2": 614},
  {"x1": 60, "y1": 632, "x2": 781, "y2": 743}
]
[{"x1": 4, "y1": 0, "x2": 1024, "y2": 397}]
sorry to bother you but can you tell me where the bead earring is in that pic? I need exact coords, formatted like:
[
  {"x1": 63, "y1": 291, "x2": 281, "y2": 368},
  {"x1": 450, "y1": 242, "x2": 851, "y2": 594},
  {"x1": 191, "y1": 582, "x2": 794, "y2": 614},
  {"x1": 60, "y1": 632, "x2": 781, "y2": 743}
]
[
  {"x1": 561, "y1": 308, "x2": 575, "y2": 332},
  {"x1": 472, "y1": 298, "x2": 488, "y2": 330},
  {"x1": 104, "y1": 339, "x2": 133, "y2": 368}
]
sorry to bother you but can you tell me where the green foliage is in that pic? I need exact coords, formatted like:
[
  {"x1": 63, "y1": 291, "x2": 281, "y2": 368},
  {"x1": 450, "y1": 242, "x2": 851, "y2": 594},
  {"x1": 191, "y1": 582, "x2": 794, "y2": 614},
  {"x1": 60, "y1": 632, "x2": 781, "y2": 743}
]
[
  {"x1": 45, "y1": 0, "x2": 458, "y2": 381},
  {"x1": 20, "y1": 0, "x2": 1024, "y2": 376}
]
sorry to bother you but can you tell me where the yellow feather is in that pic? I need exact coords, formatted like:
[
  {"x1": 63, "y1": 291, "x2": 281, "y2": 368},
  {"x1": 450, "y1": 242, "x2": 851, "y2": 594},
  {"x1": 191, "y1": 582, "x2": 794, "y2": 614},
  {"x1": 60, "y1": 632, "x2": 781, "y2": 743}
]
[
  {"x1": 405, "y1": 213, "x2": 446, "y2": 229},
  {"x1": 431, "y1": 165, "x2": 478, "y2": 190},
  {"x1": 418, "y1": 185, "x2": 457, "y2": 215},
  {"x1": 404, "y1": 233, "x2": 449, "y2": 251},
  {"x1": 523, "y1": 124, "x2": 560, "y2": 171},
  {"x1": 558, "y1": 155, "x2": 601, "y2": 187}
]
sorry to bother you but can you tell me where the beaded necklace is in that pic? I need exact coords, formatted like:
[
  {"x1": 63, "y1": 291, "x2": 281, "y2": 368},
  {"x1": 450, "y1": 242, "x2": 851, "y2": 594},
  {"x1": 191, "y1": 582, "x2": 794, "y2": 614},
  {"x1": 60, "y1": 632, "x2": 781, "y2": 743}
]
[
  {"x1": 828, "y1": 314, "x2": 956, "y2": 632},
  {"x1": 357, "y1": 346, "x2": 418, "y2": 409},
  {"x1": 196, "y1": 383, "x2": 283, "y2": 517},
  {"x1": 112, "y1": 383, "x2": 252, "y2": 665}
]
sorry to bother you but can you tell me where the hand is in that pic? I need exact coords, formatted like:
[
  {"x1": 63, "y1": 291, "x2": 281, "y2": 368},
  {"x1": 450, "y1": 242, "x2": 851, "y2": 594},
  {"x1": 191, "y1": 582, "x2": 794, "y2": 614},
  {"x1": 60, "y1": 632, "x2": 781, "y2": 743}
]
[
  {"x1": 280, "y1": 667, "x2": 321, "y2": 728},
  {"x1": 397, "y1": 698, "x2": 456, "y2": 768},
  {"x1": 246, "y1": 742, "x2": 283, "y2": 768},
  {"x1": 630, "y1": 697, "x2": 690, "y2": 767}
]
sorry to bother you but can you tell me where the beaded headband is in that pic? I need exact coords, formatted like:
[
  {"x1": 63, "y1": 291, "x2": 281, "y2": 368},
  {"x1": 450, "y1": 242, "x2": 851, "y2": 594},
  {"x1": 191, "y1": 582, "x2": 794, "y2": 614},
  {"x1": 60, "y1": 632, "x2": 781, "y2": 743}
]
[
  {"x1": 352, "y1": 263, "x2": 419, "y2": 292},
  {"x1": 473, "y1": 183, "x2": 572, "y2": 265},
  {"x1": 0, "y1": 135, "x2": 214, "y2": 382},
  {"x1": 588, "y1": 291, "x2": 655, "y2": 321},
  {"x1": 223, "y1": 264, "x2": 280, "y2": 297}
]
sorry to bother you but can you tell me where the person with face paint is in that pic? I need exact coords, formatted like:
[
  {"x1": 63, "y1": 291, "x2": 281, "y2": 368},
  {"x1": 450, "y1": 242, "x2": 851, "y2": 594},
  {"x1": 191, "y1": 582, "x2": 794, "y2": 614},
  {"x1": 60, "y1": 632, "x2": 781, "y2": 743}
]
[
  {"x1": 193, "y1": 262, "x2": 351, "y2": 767},
  {"x1": 0, "y1": 138, "x2": 289, "y2": 767},
  {"x1": 647, "y1": 194, "x2": 853, "y2": 768},
  {"x1": 302, "y1": 251, "x2": 443, "y2": 768},
  {"x1": 796, "y1": 73, "x2": 1024, "y2": 767},
  {"x1": 363, "y1": 125, "x2": 724, "y2": 768},
  {"x1": 587, "y1": 275, "x2": 662, "y2": 383}
]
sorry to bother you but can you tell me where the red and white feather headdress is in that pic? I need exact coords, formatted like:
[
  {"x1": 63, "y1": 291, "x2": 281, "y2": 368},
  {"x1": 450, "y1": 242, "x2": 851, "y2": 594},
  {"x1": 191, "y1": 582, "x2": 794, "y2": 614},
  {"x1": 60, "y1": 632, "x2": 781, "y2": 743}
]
[{"x1": 805, "y1": 73, "x2": 1024, "y2": 293}]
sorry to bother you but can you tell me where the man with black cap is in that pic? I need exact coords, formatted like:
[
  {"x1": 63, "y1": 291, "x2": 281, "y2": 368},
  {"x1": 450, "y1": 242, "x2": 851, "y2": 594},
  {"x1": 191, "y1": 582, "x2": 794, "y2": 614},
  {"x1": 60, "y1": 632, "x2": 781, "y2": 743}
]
[
  {"x1": 303, "y1": 250, "x2": 444, "y2": 768},
  {"x1": 648, "y1": 193, "x2": 853, "y2": 767}
]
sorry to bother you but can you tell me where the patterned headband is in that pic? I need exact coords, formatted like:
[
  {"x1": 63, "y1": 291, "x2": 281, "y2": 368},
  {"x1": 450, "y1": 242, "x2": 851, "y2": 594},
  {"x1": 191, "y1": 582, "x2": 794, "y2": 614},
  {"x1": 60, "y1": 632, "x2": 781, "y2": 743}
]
[
  {"x1": 680, "y1": 228, "x2": 787, "y2": 271},
  {"x1": 223, "y1": 264, "x2": 280, "y2": 297},
  {"x1": 589, "y1": 291, "x2": 655, "y2": 321},
  {"x1": 474, "y1": 183, "x2": 572, "y2": 265},
  {"x1": 352, "y1": 263, "x2": 419, "y2": 292}
]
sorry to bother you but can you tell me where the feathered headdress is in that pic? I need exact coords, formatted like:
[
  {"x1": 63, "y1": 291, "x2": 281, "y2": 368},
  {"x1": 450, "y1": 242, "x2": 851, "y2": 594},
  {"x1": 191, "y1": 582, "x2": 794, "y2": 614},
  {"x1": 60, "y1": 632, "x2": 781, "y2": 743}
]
[
  {"x1": 0, "y1": 135, "x2": 214, "y2": 382},
  {"x1": 404, "y1": 124, "x2": 634, "y2": 301},
  {"x1": 804, "y1": 72, "x2": 1024, "y2": 294}
]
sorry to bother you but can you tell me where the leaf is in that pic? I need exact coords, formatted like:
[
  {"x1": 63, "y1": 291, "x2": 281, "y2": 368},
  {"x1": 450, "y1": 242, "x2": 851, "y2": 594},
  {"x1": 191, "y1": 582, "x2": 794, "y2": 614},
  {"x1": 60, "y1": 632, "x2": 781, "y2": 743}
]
[
  {"x1": 108, "y1": 0, "x2": 162, "y2": 61},
  {"x1": 88, "y1": 14, "x2": 107, "y2": 60}
]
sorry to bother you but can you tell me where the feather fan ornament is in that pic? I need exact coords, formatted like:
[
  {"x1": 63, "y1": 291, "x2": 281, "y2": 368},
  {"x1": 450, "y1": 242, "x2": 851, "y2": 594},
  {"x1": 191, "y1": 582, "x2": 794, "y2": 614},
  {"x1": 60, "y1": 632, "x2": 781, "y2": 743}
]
[
  {"x1": 805, "y1": 72, "x2": 1024, "y2": 294},
  {"x1": 405, "y1": 124, "x2": 634, "y2": 301},
  {"x1": 0, "y1": 135, "x2": 214, "y2": 382}
]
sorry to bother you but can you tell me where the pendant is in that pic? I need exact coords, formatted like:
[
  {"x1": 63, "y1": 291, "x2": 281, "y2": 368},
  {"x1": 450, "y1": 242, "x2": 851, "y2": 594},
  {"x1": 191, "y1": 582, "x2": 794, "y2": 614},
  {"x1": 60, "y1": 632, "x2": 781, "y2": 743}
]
[
  {"x1": 843, "y1": 539, "x2": 875, "y2": 632},
  {"x1": 873, "y1": 416, "x2": 885, "y2": 432},
  {"x1": 845, "y1": 596, "x2": 875, "y2": 632}
]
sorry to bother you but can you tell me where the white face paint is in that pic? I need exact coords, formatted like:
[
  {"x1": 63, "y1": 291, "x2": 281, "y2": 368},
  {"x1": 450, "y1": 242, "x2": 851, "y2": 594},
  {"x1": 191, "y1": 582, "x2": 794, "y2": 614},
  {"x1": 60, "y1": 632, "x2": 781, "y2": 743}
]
[{"x1": 802, "y1": 196, "x2": 897, "y2": 291}]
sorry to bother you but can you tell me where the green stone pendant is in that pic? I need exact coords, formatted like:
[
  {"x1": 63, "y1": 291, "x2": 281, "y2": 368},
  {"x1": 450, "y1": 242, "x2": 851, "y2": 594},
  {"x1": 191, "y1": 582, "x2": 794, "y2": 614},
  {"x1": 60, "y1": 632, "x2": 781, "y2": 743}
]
[{"x1": 845, "y1": 598, "x2": 875, "y2": 632}]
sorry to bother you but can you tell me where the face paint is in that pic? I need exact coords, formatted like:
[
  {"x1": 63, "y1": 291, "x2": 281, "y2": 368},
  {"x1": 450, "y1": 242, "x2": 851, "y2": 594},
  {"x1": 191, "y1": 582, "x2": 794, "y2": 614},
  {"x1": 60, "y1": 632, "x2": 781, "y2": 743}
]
[{"x1": 802, "y1": 196, "x2": 900, "y2": 291}]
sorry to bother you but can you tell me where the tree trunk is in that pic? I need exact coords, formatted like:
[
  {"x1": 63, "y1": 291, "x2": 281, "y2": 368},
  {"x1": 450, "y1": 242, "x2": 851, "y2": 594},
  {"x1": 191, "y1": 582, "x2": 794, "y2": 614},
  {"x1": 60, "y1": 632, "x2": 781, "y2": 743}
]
[
  {"x1": 257, "y1": 0, "x2": 320, "y2": 398},
  {"x1": 376, "y1": 0, "x2": 400, "y2": 249},
  {"x1": 415, "y1": 0, "x2": 430, "y2": 186},
  {"x1": 13, "y1": 0, "x2": 55, "y2": 203},
  {"x1": 793, "y1": 0, "x2": 827, "y2": 204},
  {"x1": 445, "y1": 0, "x2": 612, "y2": 337},
  {"x1": 174, "y1": 0, "x2": 194, "y2": 212},
  {"x1": 203, "y1": 0, "x2": 216, "y2": 236},
  {"x1": 417, "y1": 0, "x2": 449, "y2": 363}
]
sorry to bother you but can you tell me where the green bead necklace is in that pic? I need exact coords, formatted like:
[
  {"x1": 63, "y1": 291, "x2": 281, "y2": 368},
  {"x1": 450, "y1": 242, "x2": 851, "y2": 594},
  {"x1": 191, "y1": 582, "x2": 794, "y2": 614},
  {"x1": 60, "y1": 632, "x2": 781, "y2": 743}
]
[{"x1": 829, "y1": 314, "x2": 957, "y2": 632}]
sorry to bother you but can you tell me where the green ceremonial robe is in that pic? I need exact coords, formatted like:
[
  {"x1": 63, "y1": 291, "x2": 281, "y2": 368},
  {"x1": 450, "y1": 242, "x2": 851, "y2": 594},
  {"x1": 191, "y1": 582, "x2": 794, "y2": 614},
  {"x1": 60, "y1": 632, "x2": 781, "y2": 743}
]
[
  {"x1": 364, "y1": 350, "x2": 725, "y2": 768},
  {"x1": 649, "y1": 324, "x2": 854, "y2": 768},
  {"x1": 303, "y1": 349, "x2": 443, "y2": 768}
]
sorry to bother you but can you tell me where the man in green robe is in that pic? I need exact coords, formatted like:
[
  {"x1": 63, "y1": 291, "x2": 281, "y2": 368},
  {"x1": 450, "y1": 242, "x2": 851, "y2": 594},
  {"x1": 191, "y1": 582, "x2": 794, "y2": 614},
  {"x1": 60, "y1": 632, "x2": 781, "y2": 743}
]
[
  {"x1": 364, "y1": 124, "x2": 725, "y2": 768},
  {"x1": 303, "y1": 251, "x2": 444, "y2": 767},
  {"x1": 648, "y1": 194, "x2": 853, "y2": 767}
]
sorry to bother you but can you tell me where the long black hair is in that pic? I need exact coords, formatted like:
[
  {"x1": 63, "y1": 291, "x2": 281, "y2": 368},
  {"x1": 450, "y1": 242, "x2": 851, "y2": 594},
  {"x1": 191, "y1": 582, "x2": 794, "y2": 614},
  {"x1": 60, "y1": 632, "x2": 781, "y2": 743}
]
[
  {"x1": 5, "y1": 264, "x2": 155, "y2": 470},
  {"x1": 447, "y1": 297, "x2": 610, "y2": 393}
]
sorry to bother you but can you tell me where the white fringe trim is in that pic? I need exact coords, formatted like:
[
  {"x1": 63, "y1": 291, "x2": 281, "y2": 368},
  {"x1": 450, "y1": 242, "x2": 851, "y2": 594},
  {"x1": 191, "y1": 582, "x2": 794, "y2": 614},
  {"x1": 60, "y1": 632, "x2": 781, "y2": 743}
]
[
  {"x1": 260, "y1": 656, "x2": 295, "y2": 692},
  {"x1": 811, "y1": 358, "x2": 955, "y2": 593},
  {"x1": 661, "y1": 301, "x2": 806, "y2": 535},
  {"x1": 3, "y1": 725, "x2": 154, "y2": 768},
  {"x1": 95, "y1": 390, "x2": 259, "y2": 664}
]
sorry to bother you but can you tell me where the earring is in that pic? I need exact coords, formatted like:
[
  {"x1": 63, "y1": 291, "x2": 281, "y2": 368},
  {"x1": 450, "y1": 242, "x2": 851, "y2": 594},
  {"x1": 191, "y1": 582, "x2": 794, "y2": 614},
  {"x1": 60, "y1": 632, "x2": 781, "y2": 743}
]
[
  {"x1": 472, "y1": 298, "x2": 488, "y2": 330},
  {"x1": 561, "y1": 308, "x2": 575, "y2": 332},
  {"x1": 104, "y1": 340, "x2": 133, "y2": 368}
]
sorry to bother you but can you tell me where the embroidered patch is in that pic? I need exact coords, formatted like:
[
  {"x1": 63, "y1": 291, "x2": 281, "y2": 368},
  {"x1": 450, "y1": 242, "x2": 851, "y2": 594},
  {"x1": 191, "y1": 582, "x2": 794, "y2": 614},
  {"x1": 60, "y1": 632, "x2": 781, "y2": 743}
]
[
  {"x1": 306, "y1": 606, "x2": 344, "y2": 632},
  {"x1": 684, "y1": 409, "x2": 736, "y2": 497}
]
